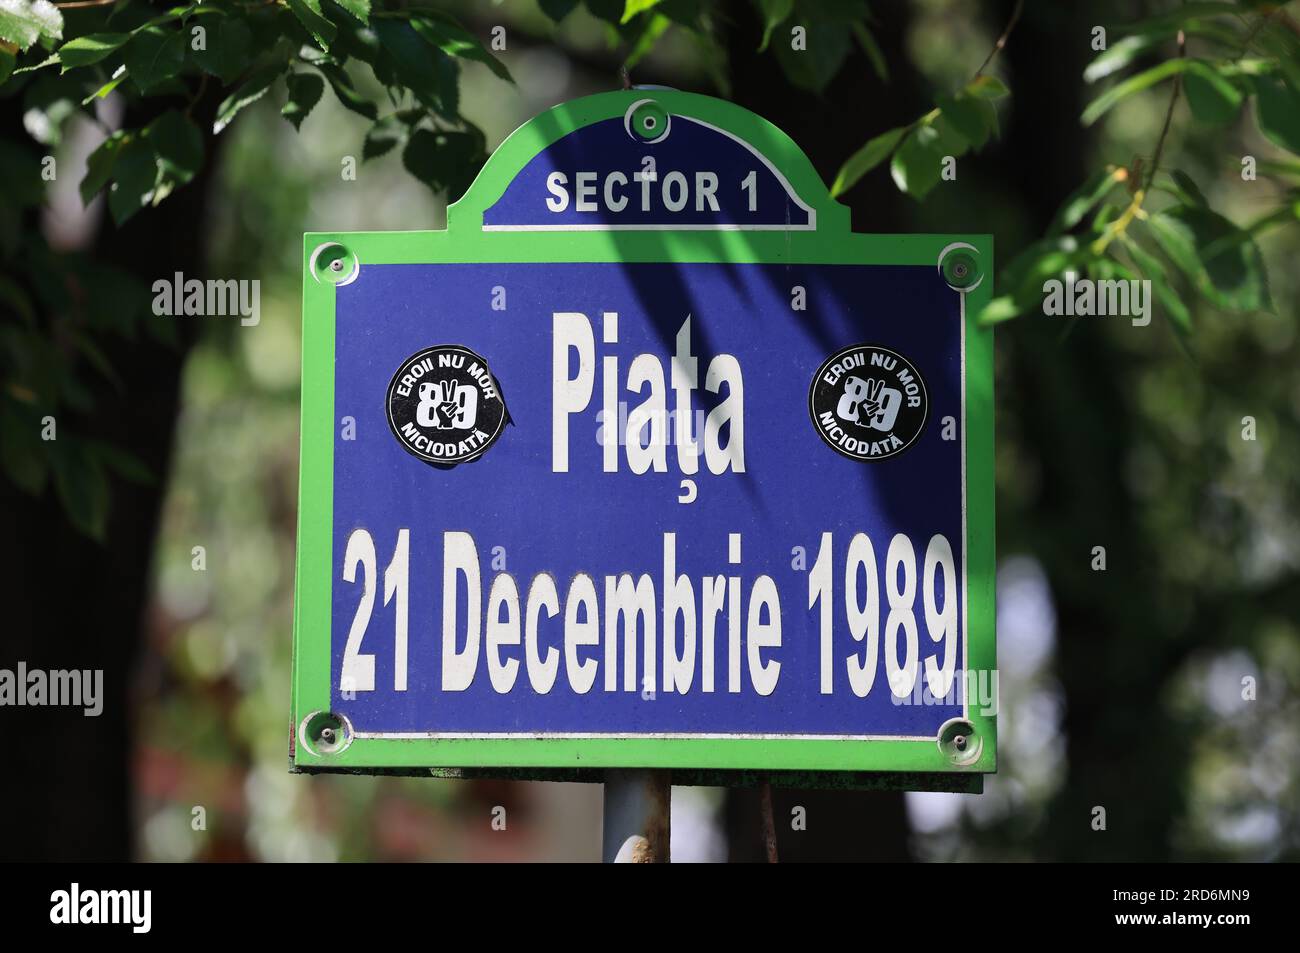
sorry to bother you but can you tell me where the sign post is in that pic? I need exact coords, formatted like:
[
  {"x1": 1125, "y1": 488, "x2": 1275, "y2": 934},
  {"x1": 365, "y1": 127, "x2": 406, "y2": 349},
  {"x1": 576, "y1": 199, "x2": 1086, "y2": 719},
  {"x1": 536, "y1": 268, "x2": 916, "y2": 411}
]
[
  {"x1": 602, "y1": 769, "x2": 670, "y2": 863},
  {"x1": 292, "y1": 90, "x2": 996, "y2": 846}
]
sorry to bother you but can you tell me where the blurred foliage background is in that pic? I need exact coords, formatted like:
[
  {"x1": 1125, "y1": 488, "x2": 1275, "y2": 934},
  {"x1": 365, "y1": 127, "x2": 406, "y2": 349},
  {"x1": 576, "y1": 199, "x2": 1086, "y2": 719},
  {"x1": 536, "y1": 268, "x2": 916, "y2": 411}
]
[{"x1": 2, "y1": 0, "x2": 1298, "y2": 861}]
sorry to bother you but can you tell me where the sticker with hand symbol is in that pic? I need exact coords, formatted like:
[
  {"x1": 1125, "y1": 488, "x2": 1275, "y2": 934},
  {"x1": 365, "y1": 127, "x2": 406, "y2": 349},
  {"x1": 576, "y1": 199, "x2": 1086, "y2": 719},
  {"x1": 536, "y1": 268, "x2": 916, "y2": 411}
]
[
  {"x1": 809, "y1": 344, "x2": 928, "y2": 461},
  {"x1": 386, "y1": 345, "x2": 508, "y2": 465}
]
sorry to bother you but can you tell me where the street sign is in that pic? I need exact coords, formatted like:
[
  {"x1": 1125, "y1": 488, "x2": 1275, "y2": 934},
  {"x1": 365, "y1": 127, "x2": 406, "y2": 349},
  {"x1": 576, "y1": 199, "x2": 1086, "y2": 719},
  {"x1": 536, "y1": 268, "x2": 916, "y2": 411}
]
[{"x1": 293, "y1": 91, "x2": 995, "y2": 785}]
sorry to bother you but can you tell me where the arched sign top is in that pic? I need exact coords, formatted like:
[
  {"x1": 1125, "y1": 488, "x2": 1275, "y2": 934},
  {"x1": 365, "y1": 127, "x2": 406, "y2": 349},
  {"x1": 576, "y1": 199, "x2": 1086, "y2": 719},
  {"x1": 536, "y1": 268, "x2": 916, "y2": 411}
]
[{"x1": 449, "y1": 90, "x2": 847, "y2": 234}]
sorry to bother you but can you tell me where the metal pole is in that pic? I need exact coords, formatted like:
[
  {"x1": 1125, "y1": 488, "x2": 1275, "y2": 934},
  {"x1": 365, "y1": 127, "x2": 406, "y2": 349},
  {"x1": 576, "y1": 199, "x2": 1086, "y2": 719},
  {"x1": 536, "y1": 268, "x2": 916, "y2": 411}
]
[{"x1": 602, "y1": 769, "x2": 671, "y2": 862}]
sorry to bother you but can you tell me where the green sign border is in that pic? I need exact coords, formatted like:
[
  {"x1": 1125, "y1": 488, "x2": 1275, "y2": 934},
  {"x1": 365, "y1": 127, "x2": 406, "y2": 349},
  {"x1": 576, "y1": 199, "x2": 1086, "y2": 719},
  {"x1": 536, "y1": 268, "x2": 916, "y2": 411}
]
[{"x1": 293, "y1": 90, "x2": 996, "y2": 784}]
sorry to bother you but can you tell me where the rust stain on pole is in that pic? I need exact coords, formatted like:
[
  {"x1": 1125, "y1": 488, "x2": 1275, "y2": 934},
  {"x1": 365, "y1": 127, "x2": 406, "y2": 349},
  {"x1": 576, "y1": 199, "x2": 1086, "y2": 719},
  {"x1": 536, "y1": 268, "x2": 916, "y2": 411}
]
[{"x1": 644, "y1": 770, "x2": 671, "y2": 862}]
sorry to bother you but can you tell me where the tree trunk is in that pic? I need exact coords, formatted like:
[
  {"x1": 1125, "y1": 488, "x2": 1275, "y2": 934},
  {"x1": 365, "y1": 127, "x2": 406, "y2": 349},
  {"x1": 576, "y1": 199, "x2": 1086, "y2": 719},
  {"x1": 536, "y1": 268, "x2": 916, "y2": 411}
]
[
  {"x1": 0, "y1": 90, "x2": 222, "y2": 861},
  {"x1": 993, "y1": 0, "x2": 1188, "y2": 859}
]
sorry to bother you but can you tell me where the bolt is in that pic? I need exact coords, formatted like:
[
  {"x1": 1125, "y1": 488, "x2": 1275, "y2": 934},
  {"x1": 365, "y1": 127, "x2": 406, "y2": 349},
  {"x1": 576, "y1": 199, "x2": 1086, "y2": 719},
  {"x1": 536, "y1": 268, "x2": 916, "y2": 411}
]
[
  {"x1": 321, "y1": 727, "x2": 336, "y2": 745},
  {"x1": 329, "y1": 258, "x2": 344, "y2": 272},
  {"x1": 953, "y1": 734, "x2": 967, "y2": 750}
]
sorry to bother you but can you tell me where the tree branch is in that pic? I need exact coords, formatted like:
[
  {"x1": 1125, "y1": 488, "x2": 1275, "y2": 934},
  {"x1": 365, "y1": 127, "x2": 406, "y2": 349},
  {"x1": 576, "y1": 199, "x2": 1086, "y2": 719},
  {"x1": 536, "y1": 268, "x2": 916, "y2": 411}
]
[
  {"x1": 975, "y1": 0, "x2": 1024, "y2": 77},
  {"x1": 1145, "y1": 29, "x2": 1186, "y2": 192}
]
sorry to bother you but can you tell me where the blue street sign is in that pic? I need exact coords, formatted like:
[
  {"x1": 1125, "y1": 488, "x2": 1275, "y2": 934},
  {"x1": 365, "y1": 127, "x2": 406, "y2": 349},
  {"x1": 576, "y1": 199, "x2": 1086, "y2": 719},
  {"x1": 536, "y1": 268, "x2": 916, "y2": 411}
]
[{"x1": 294, "y1": 90, "x2": 996, "y2": 779}]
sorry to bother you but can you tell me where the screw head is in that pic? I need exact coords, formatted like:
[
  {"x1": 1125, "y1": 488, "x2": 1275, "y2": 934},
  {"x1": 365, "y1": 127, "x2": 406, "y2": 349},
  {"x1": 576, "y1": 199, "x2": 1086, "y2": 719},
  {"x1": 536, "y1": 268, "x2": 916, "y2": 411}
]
[
  {"x1": 938, "y1": 246, "x2": 981, "y2": 292},
  {"x1": 320, "y1": 727, "x2": 336, "y2": 744},
  {"x1": 329, "y1": 258, "x2": 344, "y2": 272},
  {"x1": 626, "y1": 100, "x2": 669, "y2": 142},
  {"x1": 938, "y1": 718, "x2": 980, "y2": 765}
]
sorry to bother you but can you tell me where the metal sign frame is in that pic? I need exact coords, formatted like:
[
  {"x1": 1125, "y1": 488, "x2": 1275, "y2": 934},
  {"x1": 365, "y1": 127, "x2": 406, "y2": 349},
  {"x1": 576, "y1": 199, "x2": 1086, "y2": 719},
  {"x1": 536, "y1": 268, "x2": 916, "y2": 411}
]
[{"x1": 292, "y1": 90, "x2": 996, "y2": 786}]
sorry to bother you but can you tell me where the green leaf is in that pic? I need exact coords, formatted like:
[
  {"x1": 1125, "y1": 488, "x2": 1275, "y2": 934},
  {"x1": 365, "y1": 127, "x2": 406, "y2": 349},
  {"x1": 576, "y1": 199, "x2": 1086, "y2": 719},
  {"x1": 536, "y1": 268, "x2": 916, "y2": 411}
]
[
  {"x1": 410, "y1": 14, "x2": 512, "y2": 83},
  {"x1": 330, "y1": 0, "x2": 370, "y2": 24},
  {"x1": 889, "y1": 123, "x2": 944, "y2": 199},
  {"x1": 974, "y1": 236, "x2": 1090, "y2": 326},
  {"x1": 1090, "y1": 201, "x2": 1119, "y2": 233},
  {"x1": 332, "y1": 21, "x2": 388, "y2": 78},
  {"x1": 281, "y1": 71, "x2": 323, "y2": 130},
  {"x1": 1048, "y1": 168, "x2": 1124, "y2": 235},
  {"x1": 0, "y1": 45, "x2": 14, "y2": 85},
  {"x1": 12, "y1": 52, "x2": 56, "y2": 75},
  {"x1": 852, "y1": 22, "x2": 887, "y2": 82},
  {"x1": 966, "y1": 74, "x2": 1009, "y2": 100},
  {"x1": 1183, "y1": 60, "x2": 1242, "y2": 124},
  {"x1": 122, "y1": 26, "x2": 185, "y2": 91},
  {"x1": 82, "y1": 66, "x2": 127, "y2": 105},
  {"x1": 190, "y1": 17, "x2": 253, "y2": 84},
  {"x1": 373, "y1": 18, "x2": 449, "y2": 113},
  {"x1": 1168, "y1": 169, "x2": 1207, "y2": 207},
  {"x1": 1083, "y1": 32, "x2": 1168, "y2": 84},
  {"x1": 973, "y1": 294, "x2": 1026, "y2": 326},
  {"x1": 315, "y1": 61, "x2": 375, "y2": 118},
  {"x1": 1081, "y1": 58, "x2": 1190, "y2": 126},
  {"x1": 0, "y1": 395, "x2": 47, "y2": 495},
  {"x1": 1144, "y1": 212, "x2": 1201, "y2": 280},
  {"x1": 213, "y1": 62, "x2": 284, "y2": 134},
  {"x1": 1120, "y1": 237, "x2": 1192, "y2": 335},
  {"x1": 938, "y1": 92, "x2": 993, "y2": 150},
  {"x1": 1241, "y1": 199, "x2": 1300, "y2": 241},
  {"x1": 402, "y1": 127, "x2": 483, "y2": 199},
  {"x1": 1257, "y1": 24, "x2": 1300, "y2": 90},
  {"x1": 57, "y1": 32, "x2": 129, "y2": 70},
  {"x1": 1147, "y1": 206, "x2": 1269, "y2": 312},
  {"x1": 621, "y1": 0, "x2": 661, "y2": 23},
  {"x1": 1000, "y1": 235, "x2": 1085, "y2": 301},
  {"x1": 929, "y1": 111, "x2": 970, "y2": 157},
  {"x1": 145, "y1": 109, "x2": 202, "y2": 187},
  {"x1": 773, "y1": 19, "x2": 851, "y2": 93},
  {"x1": 363, "y1": 114, "x2": 405, "y2": 159},
  {"x1": 1251, "y1": 73, "x2": 1300, "y2": 154},
  {"x1": 12, "y1": 53, "x2": 57, "y2": 76},
  {"x1": 755, "y1": 0, "x2": 792, "y2": 52},
  {"x1": 0, "y1": 0, "x2": 62, "y2": 52},
  {"x1": 287, "y1": 0, "x2": 336, "y2": 51},
  {"x1": 50, "y1": 438, "x2": 110, "y2": 541},
  {"x1": 1256, "y1": 157, "x2": 1300, "y2": 181},
  {"x1": 624, "y1": 11, "x2": 669, "y2": 69},
  {"x1": 80, "y1": 129, "x2": 126, "y2": 205},
  {"x1": 831, "y1": 126, "x2": 906, "y2": 197},
  {"x1": 20, "y1": 74, "x2": 77, "y2": 146},
  {"x1": 106, "y1": 136, "x2": 159, "y2": 225}
]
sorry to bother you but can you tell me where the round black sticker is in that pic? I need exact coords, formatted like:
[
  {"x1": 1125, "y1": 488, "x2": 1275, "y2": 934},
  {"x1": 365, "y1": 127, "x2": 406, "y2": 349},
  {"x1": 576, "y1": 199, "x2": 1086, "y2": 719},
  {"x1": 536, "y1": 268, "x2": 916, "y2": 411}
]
[
  {"x1": 386, "y1": 345, "x2": 507, "y2": 465},
  {"x1": 808, "y1": 344, "x2": 929, "y2": 461}
]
